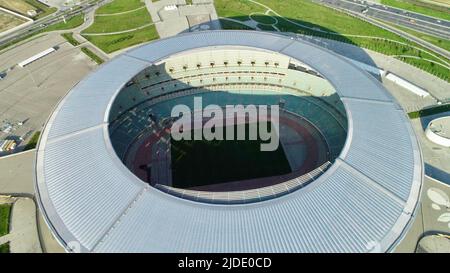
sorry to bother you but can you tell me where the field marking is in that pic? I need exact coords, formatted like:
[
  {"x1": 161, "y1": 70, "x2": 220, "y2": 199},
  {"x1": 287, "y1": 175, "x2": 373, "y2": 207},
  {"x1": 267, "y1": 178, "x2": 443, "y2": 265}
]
[
  {"x1": 95, "y1": 6, "x2": 146, "y2": 16},
  {"x1": 82, "y1": 22, "x2": 155, "y2": 36}
]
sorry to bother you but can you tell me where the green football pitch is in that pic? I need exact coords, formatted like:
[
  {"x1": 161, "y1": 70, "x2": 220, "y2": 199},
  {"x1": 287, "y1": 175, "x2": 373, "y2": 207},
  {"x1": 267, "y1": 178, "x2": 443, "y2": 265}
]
[{"x1": 170, "y1": 124, "x2": 291, "y2": 189}]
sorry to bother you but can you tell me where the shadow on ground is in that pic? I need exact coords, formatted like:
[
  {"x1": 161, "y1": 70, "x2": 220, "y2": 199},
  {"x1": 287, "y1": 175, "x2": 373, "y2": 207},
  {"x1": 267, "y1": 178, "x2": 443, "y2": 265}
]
[
  {"x1": 189, "y1": 16, "x2": 383, "y2": 80},
  {"x1": 425, "y1": 163, "x2": 450, "y2": 185}
]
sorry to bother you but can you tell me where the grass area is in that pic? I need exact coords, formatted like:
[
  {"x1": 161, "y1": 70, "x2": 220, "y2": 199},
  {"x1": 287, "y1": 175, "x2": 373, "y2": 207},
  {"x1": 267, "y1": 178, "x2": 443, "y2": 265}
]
[
  {"x1": 215, "y1": 0, "x2": 450, "y2": 82},
  {"x1": 216, "y1": 0, "x2": 407, "y2": 41},
  {"x1": 380, "y1": 0, "x2": 450, "y2": 21},
  {"x1": 215, "y1": 0, "x2": 266, "y2": 19},
  {"x1": 81, "y1": 47, "x2": 104, "y2": 64},
  {"x1": 83, "y1": 8, "x2": 152, "y2": 33},
  {"x1": 397, "y1": 56, "x2": 449, "y2": 79},
  {"x1": 0, "y1": 242, "x2": 9, "y2": 253},
  {"x1": 0, "y1": 0, "x2": 56, "y2": 19},
  {"x1": 44, "y1": 13, "x2": 85, "y2": 32},
  {"x1": 96, "y1": 0, "x2": 144, "y2": 14},
  {"x1": 0, "y1": 204, "x2": 12, "y2": 237},
  {"x1": 81, "y1": 0, "x2": 158, "y2": 53},
  {"x1": 61, "y1": 32, "x2": 80, "y2": 46},
  {"x1": 24, "y1": 131, "x2": 40, "y2": 150},
  {"x1": 257, "y1": 23, "x2": 277, "y2": 31},
  {"x1": 0, "y1": 11, "x2": 27, "y2": 33},
  {"x1": 383, "y1": 21, "x2": 450, "y2": 52},
  {"x1": 171, "y1": 123, "x2": 291, "y2": 188},
  {"x1": 83, "y1": 25, "x2": 158, "y2": 53},
  {"x1": 408, "y1": 103, "x2": 450, "y2": 119},
  {"x1": 250, "y1": 14, "x2": 277, "y2": 24},
  {"x1": 219, "y1": 19, "x2": 254, "y2": 30}
]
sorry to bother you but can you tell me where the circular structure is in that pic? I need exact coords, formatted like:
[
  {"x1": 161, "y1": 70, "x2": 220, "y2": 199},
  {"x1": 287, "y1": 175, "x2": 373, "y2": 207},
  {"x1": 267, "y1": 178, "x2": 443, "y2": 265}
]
[
  {"x1": 35, "y1": 31, "x2": 423, "y2": 253},
  {"x1": 108, "y1": 47, "x2": 347, "y2": 203},
  {"x1": 425, "y1": 116, "x2": 450, "y2": 147}
]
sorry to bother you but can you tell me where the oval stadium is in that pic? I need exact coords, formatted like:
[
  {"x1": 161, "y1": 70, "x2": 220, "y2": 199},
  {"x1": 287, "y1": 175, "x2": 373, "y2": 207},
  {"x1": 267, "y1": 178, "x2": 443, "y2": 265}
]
[{"x1": 34, "y1": 31, "x2": 423, "y2": 253}]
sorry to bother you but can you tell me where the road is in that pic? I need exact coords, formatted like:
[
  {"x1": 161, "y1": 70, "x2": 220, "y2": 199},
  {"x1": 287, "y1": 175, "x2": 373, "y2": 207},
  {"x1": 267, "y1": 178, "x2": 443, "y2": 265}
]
[
  {"x1": 317, "y1": 0, "x2": 450, "y2": 40},
  {"x1": 0, "y1": 0, "x2": 108, "y2": 48},
  {"x1": 315, "y1": 0, "x2": 450, "y2": 60}
]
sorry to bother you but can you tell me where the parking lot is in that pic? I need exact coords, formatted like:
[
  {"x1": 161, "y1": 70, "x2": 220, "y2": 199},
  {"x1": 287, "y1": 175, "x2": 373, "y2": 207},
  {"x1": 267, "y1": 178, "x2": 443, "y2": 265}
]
[{"x1": 0, "y1": 32, "x2": 96, "y2": 155}]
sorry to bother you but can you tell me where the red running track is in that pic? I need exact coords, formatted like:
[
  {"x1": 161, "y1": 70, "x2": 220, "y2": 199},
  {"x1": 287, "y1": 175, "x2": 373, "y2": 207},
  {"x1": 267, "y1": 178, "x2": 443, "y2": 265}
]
[{"x1": 126, "y1": 115, "x2": 327, "y2": 191}]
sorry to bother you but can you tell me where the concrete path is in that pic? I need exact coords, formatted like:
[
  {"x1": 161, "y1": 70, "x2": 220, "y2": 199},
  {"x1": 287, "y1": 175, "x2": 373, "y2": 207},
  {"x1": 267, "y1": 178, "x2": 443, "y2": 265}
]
[
  {"x1": 417, "y1": 235, "x2": 450, "y2": 253},
  {"x1": 0, "y1": 198, "x2": 41, "y2": 253},
  {"x1": 411, "y1": 114, "x2": 450, "y2": 184},
  {"x1": 37, "y1": 211, "x2": 65, "y2": 253},
  {"x1": 144, "y1": 0, "x2": 164, "y2": 23},
  {"x1": 0, "y1": 150, "x2": 35, "y2": 196},
  {"x1": 71, "y1": 8, "x2": 110, "y2": 61},
  {"x1": 145, "y1": 0, "x2": 220, "y2": 38},
  {"x1": 421, "y1": 176, "x2": 450, "y2": 235}
]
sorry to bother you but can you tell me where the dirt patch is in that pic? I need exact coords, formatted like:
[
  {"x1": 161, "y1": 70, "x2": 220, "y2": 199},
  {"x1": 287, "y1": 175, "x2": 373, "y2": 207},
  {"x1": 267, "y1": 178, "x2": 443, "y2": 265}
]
[
  {"x1": 0, "y1": 0, "x2": 36, "y2": 16},
  {"x1": 0, "y1": 10, "x2": 26, "y2": 33}
]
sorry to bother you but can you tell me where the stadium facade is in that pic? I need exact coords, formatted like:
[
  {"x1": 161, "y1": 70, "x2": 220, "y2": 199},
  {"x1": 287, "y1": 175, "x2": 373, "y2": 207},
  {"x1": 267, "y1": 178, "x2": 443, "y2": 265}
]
[{"x1": 34, "y1": 31, "x2": 423, "y2": 253}]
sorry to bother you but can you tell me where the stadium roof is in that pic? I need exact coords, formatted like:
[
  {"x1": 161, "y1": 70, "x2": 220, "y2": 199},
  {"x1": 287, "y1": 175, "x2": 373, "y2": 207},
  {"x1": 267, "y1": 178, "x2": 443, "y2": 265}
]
[{"x1": 35, "y1": 31, "x2": 423, "y2": 253}]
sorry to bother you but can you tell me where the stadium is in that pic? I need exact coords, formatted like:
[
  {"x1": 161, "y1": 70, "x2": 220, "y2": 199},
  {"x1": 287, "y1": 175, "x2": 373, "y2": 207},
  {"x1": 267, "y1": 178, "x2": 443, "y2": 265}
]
[{"x1": 35, "y1": 31, "x2": 423, "y2": 253}]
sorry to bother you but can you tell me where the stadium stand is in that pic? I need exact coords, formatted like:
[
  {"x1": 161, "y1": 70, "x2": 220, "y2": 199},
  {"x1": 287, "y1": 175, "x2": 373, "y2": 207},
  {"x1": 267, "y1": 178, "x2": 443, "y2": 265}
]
[
  {"x1": 34, "y1": 31, "x2": 423, "y2": 253},
  {"x1": 106, "y1": 49, "x2": 348, "y2": 204}
]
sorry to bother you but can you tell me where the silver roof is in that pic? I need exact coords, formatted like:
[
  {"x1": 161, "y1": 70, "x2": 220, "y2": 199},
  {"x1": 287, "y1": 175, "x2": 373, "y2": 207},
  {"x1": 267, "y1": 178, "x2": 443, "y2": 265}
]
[{"x1": 35, "y1": 31, "x2": 423, "y2": 253}]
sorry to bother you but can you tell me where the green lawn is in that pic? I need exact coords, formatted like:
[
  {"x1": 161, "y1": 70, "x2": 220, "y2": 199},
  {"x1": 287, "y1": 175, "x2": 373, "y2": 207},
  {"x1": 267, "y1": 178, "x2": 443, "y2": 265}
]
[
  {"x1": 81, "y1": 0, "x2": 158, "y2": 53},
  {"x1": 219, "y1": 19, "x2": 254, "y2": 30},
  {"x1": 229, "y1": 0, "x2": 406, "y2": 39},
  {"x1": 83, "y1": 25, "x2": 158, "y2": 53},
  {"x1": 258, "y1": 23, "x2": 277, "y2": 31},
  {"x1": 250, "y1": 14, "x2": 277, "y2": 25},
  {"x1": 81, "y1": 47, "x2": 104, "y2": 64},
  {"x1": 83, "y1": 8, "x2": 152, "y2": 33},
  {"x1": 61, "y1": 32, "x2": 80, "y2": 46},
  {"x1": 24, "y1": 131, "x2": 40, "y2": 151},
  {"x1": 215, "y1": 0, "x2": 266, "y2": 20},
  {"x1": 0, "y1": 242, "x2": 9, "y2": 253},
  {"x1": 380, "y1": 0, "x2": 450, "y2": 21},
  {"x1": 0, "y1": 204, "x2": 12, "y2": 237},
  {"x1": 408, "y1": 103, "x2": 450, "y2": 119},
  {"x1": 215, "y1": 0, "x2": 450, "y2": 82},
  {"x1": 45, "y1": 14, "x2": 85, "y2": 32},
  {"x1": 96, "y1": 0, "x2": 144, "y2": 14},
  {"x1": 384, "y1": 22, "x2": 450, "y2": 52},
  {"x1": 397, "y1": 56, "x2": 449, "y2": 79},
  {"x1": 171, "y1": 123, "x2": 291, "y2": 188}
]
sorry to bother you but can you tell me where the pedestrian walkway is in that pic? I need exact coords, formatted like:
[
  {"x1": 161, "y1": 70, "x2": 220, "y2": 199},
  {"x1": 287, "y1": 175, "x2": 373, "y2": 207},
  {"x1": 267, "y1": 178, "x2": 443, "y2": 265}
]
[{"x1": 0, "y1": 198, "x2": 41, "y2": 253}]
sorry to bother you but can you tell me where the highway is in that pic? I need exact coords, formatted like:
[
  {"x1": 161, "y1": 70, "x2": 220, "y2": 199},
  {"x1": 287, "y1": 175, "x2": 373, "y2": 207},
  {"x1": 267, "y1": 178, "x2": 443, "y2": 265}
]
[
  {"x1": 316, "y1": 0, "x2": 450, "y2": 40},
  {"x1": 0, "y1": 0, "x2": 107, "y2": 48}
]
